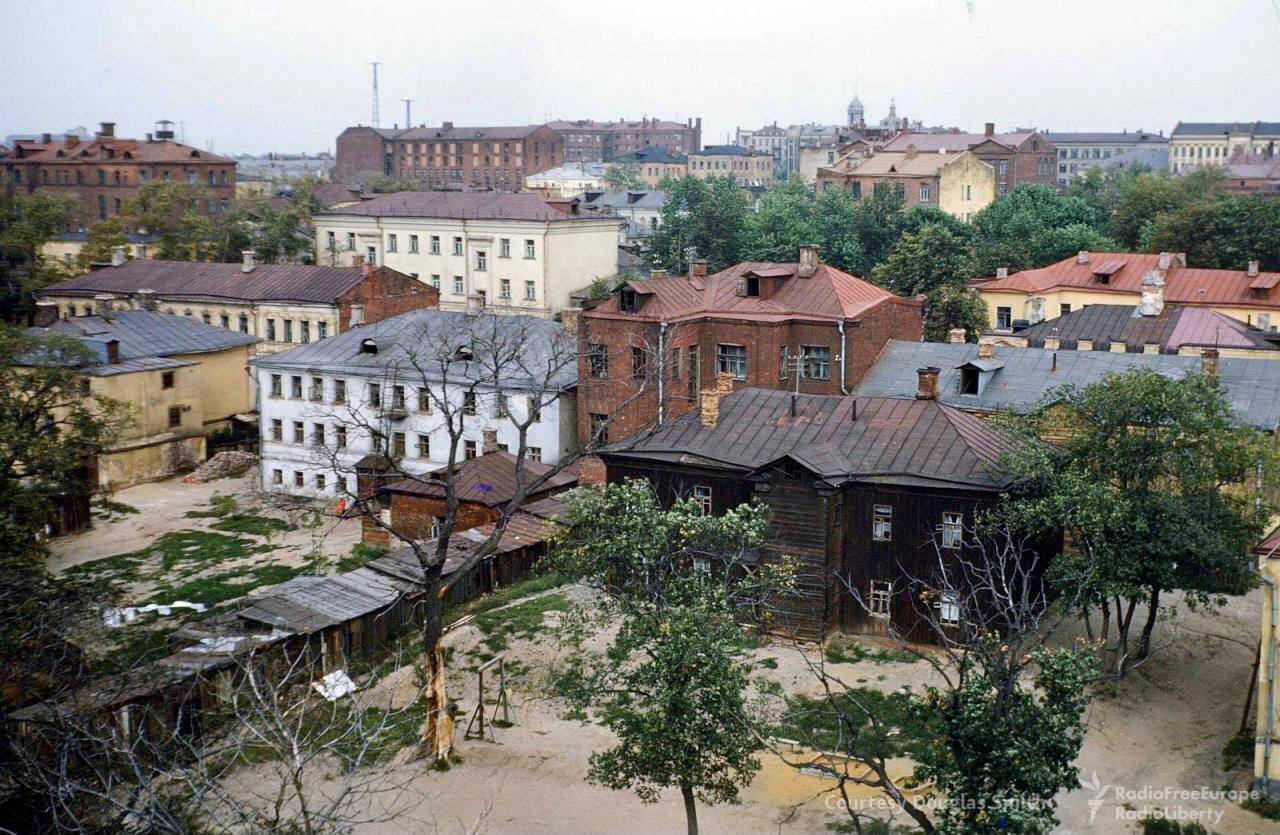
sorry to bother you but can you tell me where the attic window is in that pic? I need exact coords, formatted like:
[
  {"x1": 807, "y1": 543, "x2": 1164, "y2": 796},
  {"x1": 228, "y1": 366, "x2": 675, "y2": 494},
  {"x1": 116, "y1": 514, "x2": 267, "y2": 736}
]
[
  {"x1": 453, "y1": 345, "x2": 474, "y2": 361},
  {"x1": 360, "y1": 338, "x2": 378, "y2": 355},
  {"x1": 960, "y1": 367, "x2": 979, "y2": 395},
  {"x1": 619, "y1": 287, "x2": 638, "y2": 313},
  {"x1": 745, "y1": 276, "x2": 760, "y2": 297},
  {"x1": 1092, "y1": 260, "x2": 1123, "y2": 284}
]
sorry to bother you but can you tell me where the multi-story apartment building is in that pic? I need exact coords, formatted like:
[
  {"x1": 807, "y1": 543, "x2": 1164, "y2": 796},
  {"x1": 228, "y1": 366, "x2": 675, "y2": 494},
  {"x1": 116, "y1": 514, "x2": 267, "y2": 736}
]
[
  {"x1": 1169, "y1": 121, "x2": 1280, "y2": 173},
  {"x1": 975, "y1": 250, "x2": 1280, "y2": 332},
  {"x1": 575, "y1": 246, "x2": 923, "y2": 444},
  {"x1": 687, "y1": 145, "x2": 774, "y2": 187},
  {"x1": 579, "y1": 190, "x2": 666, "y2": 242},
  {"x1": 38, "y1": 250, "x2": 434, "y2": 353},
  {"x1": 1042, "y1": 131, "x2": 1169, "y2": 186},
  {"x1": 735, "y1": 123, "x2": 847, "y2": 175},
  {"x1": 0, "y1": 121, "x2": 235, "y2": 225},
  {"x1": 314, "y1": 191, "x2": 621, "y2": 318},
  {"x1": 880, "y1": 125, "x2": 1056, "y2": 195},
  {"x1": 251, "y1": 309, "x2": 578, "y2": 499},
  {"x1": 610, "y1": 147, "x2": 687, "y2": 188},
  {"x1": 547, "y1": 117, "x2": 702, "y2": 163},
  {"x1": 816, "y1": 147, "x2": 995, "y2": 221},
  {"x1": 332, "y1": 122, "x2": 563, "y2": 190}
]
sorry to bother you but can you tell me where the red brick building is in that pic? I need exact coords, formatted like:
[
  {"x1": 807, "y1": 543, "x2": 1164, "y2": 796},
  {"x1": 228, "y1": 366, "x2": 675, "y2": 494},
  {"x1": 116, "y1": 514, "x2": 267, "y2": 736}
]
[
  {"x1": 547, "y1": 117, "x2": 702, "y2": 163},
  {"x1": 880, "y1": 124, "x2": 1057, "y2": 194},
  {"x1": 333, "y1": 123, "x2": 563, "y2": 190},
  {"x1": 1, "y1": 121, "x2": 235, "y2": 225},
  {"x1": 576, "y1": 246, "x2": 924, "y2": 444},
  {"x1": 360, "y1": 446, "x2": 577, "y2": 546}
]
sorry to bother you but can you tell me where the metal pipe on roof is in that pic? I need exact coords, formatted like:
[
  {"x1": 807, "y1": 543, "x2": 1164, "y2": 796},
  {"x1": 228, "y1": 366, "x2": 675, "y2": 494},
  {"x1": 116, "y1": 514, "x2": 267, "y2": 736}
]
[{"x1": 838, "y1": 319, "x2": 851, "y2": 396}]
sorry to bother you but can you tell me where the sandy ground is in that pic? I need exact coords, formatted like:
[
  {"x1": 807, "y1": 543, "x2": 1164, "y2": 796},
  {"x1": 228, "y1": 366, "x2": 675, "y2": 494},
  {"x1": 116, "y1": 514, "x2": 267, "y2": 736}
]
[
  {"x1": 347, "y1": 585, "x2": 1280, "y2": 834},
  {"x1": 46, "y1": 472, "x2": 359, "y2": 581}
]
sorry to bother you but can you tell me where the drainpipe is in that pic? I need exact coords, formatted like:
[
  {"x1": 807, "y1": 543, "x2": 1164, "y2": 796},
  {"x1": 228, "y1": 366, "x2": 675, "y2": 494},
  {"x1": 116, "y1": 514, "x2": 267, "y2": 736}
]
[
  {"x1": 657, "y1": 321, "x2": 668, "y2": 424},
  {"x1": 837, "y1": 320, "x2": 851, "y2": 395},
  {"x1": 1259, "y1": 562, "x2": 1278, "y2": 797}
]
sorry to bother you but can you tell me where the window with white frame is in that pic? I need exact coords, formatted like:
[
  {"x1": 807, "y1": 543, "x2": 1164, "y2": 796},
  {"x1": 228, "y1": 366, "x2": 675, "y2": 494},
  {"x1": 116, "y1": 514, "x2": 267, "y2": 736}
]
[
  {"x1": 430, "y1": 235, "x2": 440, "y2": 254},
  {"x1": 476, "y1": 250, "x2": 487, "y2": 271},
  {"x1": 500, "y1": 238, "x2": 510, "y2": 258},
  {"x1": 869, "y1": 580, "x2": 892, "y2": 618},
  {"x1": 523, "y1": 239, "x2": 536, "y2": 258},
  {"x1": 872, "y1": 504, "x2": 892, "y2": 541},
  {"x1": 409, "y1": 234, "x2": 419, "y2": 253},
  {"x1": 452, "y1": 237, "x2": 463, "y2": 256},
  {"x1": 941, "y1": 512, "x2": 963, "y2": 549},
  {"x1": 524, "y1": 280, "x2": 536, "y2": 301},
  {"x1": 500, "y1": 278, "x2": 511, "y2": 298},
  {"x1": 387, "y1": 233, "x2": 398, "y2": 253},
  {"x1": 936, "y1": 590, "x2": 960, "y2": 626},
  {"x1": 693, "y1": 485, "x2": 713, "y2": 515},
  {"x1": 717, "y1": 344, "x2": 747, "y2": 380},
  {"x1": 453, "y1": 275, "x2": 464, "y2": 295},
  {"x1": 801, "y1": 345, "x2": 830, "y2": 380}
]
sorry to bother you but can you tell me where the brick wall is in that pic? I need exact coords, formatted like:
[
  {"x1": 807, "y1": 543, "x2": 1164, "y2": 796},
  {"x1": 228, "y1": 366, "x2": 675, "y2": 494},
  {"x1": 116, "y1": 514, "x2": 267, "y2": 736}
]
[
  {"x1": 576, "y1": 298, "x2": 923, "y2": 445},
  {"x1": 389, "y1": 493, "x2": 498, "y2": 540},
  {"x1": 333, "y1": 127, "x2": 390, "y2": 186},
  {"x1": 337, "y1": 266, "x2": 439, "y2": 331}
]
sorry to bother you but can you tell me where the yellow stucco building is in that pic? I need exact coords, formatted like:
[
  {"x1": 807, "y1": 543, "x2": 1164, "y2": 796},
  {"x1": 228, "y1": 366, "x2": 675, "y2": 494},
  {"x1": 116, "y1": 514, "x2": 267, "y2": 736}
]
[
  {"x1": 28, "y1": 304, "x2": 259, "y2": 490},
  {"x1": 976, "y1": 251, "x2": 1280, "y2": 333}
]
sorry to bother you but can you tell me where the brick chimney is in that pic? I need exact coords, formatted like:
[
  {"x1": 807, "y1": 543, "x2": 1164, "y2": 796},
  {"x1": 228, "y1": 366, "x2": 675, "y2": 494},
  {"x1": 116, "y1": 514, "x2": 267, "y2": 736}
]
[
  {"x1": 559, "y1": 306, "x2": 582, "y2": 335},
  {"x1": 996, "y1": 267, "x2": 1009, "y2": 278},
  {"x1": 241, "y1": 250, "x2": 256, "y2": 273},
  {"x1": 110, "y1": 245, "x2": 126, "y2": 267},
  {"x1": 905, "y1": 143, "x2": 917, "y2": 159},
  {"x1": 94, "y1": 293, "x2": 115, "y2": 318},
  {"x1": 650, "y1": 269, "x2": 667, "y2": 280},
  {"x1": 1044, "y1": 335, "x2": 1061, "y2": 352},
  {"x1": 135, "y1": 288, "x2": 157, "y2": 311},
  {"x1": 104, "y1": 339, "x2": 119, "y2": 364},
  {"x1": 699, "y1": 372, "x2": 734, "y2": 428},
  {"x1": 797, "y1": 245, "x2": 819, "y2": 278},
  {"x1": 915, "y1": 367, "x2": 940, "y2": 400},
  {"x1": 98, "y1": 121, "x2": 115, "y2": 138},
  {"x1": 351, "y1": 253, "x2": 366, "y2": 268},
  {"x1": 1158, "y1": 252, "x2": 1172, "y2": 271},
  {"x1": 482, "y1": 428, "x2": 500, "y2": 454},
  {"x1": 1076, "y1": 250, "x2": 1089, "y2": 264},
  {"x1": 1249, "y1": 260, "x2": 1261, "y2": 277},
  {"x1": 65, "y1": 134, "x2": 79, "y2": 149},
  {"x1": 466, "y1": 293, "x2": 485, "y2": 316},
  {"x1": 978, "y1": 341, "x2": 995, "y2": 359},
  {"x1": 442, "y1": 121, "x2": 454, "y2": 130},
  {"x1": 1201, "y1": 347, "x2": 1219, "y2": 378},
  {"x1": 40, "y1": 133, "x2": 52, "y2": 144},
  {"x1": 690, "y1": 259, "x2": 708, "y2": 278},
  {"x1": 34, "y1": 300, "x2": 58, "y2": 327},
  {"x1": 948, "y1": 328, "x2": 967, "y2": 344},
  {"x1": 984, "y1": 122, "x2": 995, "y2": 137}
]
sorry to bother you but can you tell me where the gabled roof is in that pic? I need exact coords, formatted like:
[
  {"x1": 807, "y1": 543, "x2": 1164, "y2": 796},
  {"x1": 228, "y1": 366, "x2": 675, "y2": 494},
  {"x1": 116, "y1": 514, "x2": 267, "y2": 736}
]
[
  {"x1": 882, "y1": 130, "x2": 1040, "y2": 153},
  {"x1": 586, "y1": 259, "x2": 910, "y2": 324},
  {"x1": 615, "y1": 147, "x2": 687, "y2": 164},
  {"x1": 2, "y1": 136, "x2": 232, "y2": 166},
  {"x1": 1171, "y1": 121, "x2": 1280, "y2": 138},
  {"x1": 317, "y1": 191, "x2": 606, "y2": 222},
  {"x1": 42, "y1": 260, "x2": 376, "y2": 305},
  {"x1": 26, "y1": 310, "x2": 258, "y2": 370},
  {"x1": 976, "y1": 252, "x2": 1280, "y2": 310},
  {"x1": 382, "y1": 450, "x2": 577, "y2": 507},
  {"x1": 604, "y1": 387, "x2": 1017, "y2": 491},
  {"x1": 855, "y1": 340, "x2": 1280, "y2": 431},
  {"x1": 692, "y1": 145, "x2": 757, "y2": 156},
  {"x1": 1012, "y1": 304, "x2": 1280, "y2": 352},
  {"x1": 842, "y1": 149, "x2": 980, "y2": 178},
  {"x1": 1042, "y1": 131, "x2": 1167, "y2": 146},
  {"x1": 249, "y1": 308, "x2": 577, "y2": 390},
  {"x1": 580, "y1": 190, "x2": 666, "y2": 210}
]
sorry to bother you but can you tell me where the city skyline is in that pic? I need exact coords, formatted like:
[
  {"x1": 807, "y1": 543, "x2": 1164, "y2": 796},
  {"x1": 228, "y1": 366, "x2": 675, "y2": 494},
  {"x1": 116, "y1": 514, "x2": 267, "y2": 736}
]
[{"x1": 4, "y1": 0, "x2": 1279, "y2": 155}]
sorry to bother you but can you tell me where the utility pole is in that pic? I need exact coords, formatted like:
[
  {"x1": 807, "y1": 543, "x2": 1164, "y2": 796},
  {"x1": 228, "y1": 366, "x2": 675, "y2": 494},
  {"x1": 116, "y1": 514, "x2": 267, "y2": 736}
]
[
  {"x1": 402, "y1": 99, "x2": 415, "y2": 128},
  {"x1": 369, "y1": 61, "x2": 382, "y2": 127}
]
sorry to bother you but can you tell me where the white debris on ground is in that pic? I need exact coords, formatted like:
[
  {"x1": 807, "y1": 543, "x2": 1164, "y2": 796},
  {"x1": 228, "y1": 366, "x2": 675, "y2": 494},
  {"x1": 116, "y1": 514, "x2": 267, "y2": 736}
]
[
  {"x1": 103, "y1": 600, "x2": 207, "y2": 626},
  {"x1": 313, "y1": 670, "x2": 357, "y2": 701},
  {"x1": 182, "y1": 451, "x2": 258, "y2": 483}
]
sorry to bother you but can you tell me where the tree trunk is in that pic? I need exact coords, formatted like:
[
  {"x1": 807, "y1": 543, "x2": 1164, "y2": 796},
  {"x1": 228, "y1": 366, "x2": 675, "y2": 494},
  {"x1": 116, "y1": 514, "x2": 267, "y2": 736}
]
[
  {"x1": 1135, "y1": 585, "x2": 1162, "y2": 663},
  {"x1": 681, "y1": 784, "x2": 698, "y2": 835},
  {"x1": 419, "y1": 588, "x2": 452, "y2": 764}
]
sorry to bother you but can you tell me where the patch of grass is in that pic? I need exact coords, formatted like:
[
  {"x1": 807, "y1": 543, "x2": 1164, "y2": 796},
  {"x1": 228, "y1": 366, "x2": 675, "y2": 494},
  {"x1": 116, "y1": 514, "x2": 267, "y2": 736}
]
[
  {"x1": 824, "y1": 639, "x2": 918, "y2": 666},
  {"x1": 91, "y1": 627, "x2": 174, "y2": 676},
  {"x1": 93, "y1": 498, "x2": 139, "y2": 519},
  {"x1": 1222, "y1": 730, "x2": 1253, "y2": 771},
  {"x1": 826, "y1": 819, "x2": 916, "y2": 834},
  {"x1": 1242, "y1": 795, "x2": 1280, "y2": 821},
  {"x1": 776, "y1": 689, "x2": 929, "y2": 759},
  {"x1": 337, "y1": 542, "x2": 387, "y2": 574},
  {"x1": 184, "y1": 494, "x2": 239, "y2": 519},
  {"x1": 442, "y1": 571, "x2": 569, "y2": 625},
  {"x1": 147, "y1": 561, "x2": 318, "y2": 607},
  {"x1": 471, "y1": 592, "x2": 573, "y2": 654},
  {"x1": 209, "y1": 513, "x2": 295, "y2": 537},
  {"x1": 756, "y1": 656, "x2": 779, "y2": 670}
]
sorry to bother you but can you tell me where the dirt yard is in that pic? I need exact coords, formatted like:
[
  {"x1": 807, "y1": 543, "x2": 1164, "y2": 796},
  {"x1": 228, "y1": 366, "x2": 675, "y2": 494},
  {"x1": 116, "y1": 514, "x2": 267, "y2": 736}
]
[{"x1": 346, "y1": 583, "x2": 1278, "y2": 834}]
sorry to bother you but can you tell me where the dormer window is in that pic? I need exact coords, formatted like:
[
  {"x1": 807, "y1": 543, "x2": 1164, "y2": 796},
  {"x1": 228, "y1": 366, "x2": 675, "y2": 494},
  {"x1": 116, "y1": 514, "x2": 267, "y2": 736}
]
[
  {"x1": 745, "y1": 276, "x2": 760, "y2": 297},
  {"x1": 453, "y1": 345, "x2": 474, "y2": 361},
  {"x1": 619, "y1": 287, "x2": 638, "y2": 313},
  {"x1": 960, "y1": 366, "x2": 979, "y2": 395},
  {"x1": 359, "y1": 338, "x2": 378, "y2": 354}
]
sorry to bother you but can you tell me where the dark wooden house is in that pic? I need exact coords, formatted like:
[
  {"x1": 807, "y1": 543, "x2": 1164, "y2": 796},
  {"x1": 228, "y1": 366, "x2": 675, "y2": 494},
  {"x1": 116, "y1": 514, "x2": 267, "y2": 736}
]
[{"x1": 600, "y1": 371, "x2": 1039, "y2": 643}]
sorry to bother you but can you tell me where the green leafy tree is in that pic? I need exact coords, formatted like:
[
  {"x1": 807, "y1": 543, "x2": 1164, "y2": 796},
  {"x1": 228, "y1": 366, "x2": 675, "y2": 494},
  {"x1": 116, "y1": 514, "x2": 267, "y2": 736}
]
[
  {"x1": 1107, "y1": 168, "x2": 1220, "y2": 248},
  {"x1": 363, "y1": 175, "x2": 422, "y2": 194},
  {"x1": 648, "y1": 176, "x2": 748, "y2": 275},
  {"x1": 998, "y1": 369, "x2": 1274, "y2": 678},
  {"x1": 871, "y1": 223, "x2": 978, "y2": 297},
  {"x1": 972, "y1": 183, "x2": 1115, "y2": 272},
  {"x1": 605, "y1": 162, "x2": 645, "y2": 190},
  {"x1": 846, "y1": 182, "x2": 907, "y2": 275},
  {"x1": 121, "y1": 181, "x2": 218, "y2": 261},
  {"x1": 552, "y1": 480, "x2": 787, "y2": 835},
  {"x1": 0, "y1": 192, "x2": 78, "y2": 320},
  {"x1": 924, "y1": 283, "x2": 990, "y2": 343},
  {"x1": 740, "y1": 180, "x2": 868, "y2": 274},
  {"x1": 1140, "y1": 193, "x2": 1280, "y2": 271},
  {"x1": 76, "y1": 218, "x2": 131, "y2": 271}
]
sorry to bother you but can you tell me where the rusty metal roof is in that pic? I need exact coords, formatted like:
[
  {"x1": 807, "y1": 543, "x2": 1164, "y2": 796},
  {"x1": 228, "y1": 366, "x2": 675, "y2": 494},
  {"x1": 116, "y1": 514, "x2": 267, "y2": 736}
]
[
  {"x1": 1013, "y1": 304, "x2": 1280, "y2": 352},
  {"x1": 382, "y1": 450, "x2": 577, "y2": 507},
  {"x1": 43, "y1": 259, "x2": 372, "y2": 304}
]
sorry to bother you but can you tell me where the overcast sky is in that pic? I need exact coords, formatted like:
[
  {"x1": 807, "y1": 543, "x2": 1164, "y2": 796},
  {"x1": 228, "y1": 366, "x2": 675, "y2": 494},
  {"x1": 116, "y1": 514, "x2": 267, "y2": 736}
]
[{"x1": 4, "y1": 0, "x2": 1279, "y2": 154}]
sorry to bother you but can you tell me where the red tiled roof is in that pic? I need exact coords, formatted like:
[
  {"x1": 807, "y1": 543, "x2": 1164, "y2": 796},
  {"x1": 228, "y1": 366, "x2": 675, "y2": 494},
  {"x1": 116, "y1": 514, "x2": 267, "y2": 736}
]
[
  {"x1": 318, "y1": 191, "x2": 605, "y2": 222},
  {"x1": 587, "y1": 261, "x2": 909, "y2": 324},
  {"x1": 41, "y1": 260, "x2": 372, "y2": 304},
  {"x1": 382, "y1": 450, "x2": 577, "y2": 507},
  {"x1": 977, "y1": 252, "x2": 1280, "y2": 310}
]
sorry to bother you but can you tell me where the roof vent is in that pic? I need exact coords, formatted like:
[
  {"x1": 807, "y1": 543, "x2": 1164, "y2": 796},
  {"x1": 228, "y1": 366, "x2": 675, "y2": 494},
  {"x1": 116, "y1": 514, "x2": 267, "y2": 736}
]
[{"x1": 360, "y1": 338, "x2": 378, "y2": 355}]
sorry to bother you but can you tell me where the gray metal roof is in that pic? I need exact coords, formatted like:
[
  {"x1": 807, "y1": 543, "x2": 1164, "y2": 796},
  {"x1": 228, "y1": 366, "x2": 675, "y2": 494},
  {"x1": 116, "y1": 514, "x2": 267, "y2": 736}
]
[
  {"x1": 605, "y1": 387, "x2": 1018, "y2": 491},
  {"x1": 1042, "y1": 131, "x2": 1167, "y2": 145},
  {"x1": 856, "y1": 340, "x2": 1280, "y2": 431},
  {"x1": 581, "y1": 190, "x2": 666, "y2": 210},
  {"x1": 27, "y1": 310, "x2": 259, "y2": 367},
  {"x1": 248, "y1": 308, "x2": 577, "y2": 390},
  {"x1": 1171, "y1": 121, "x2": 1280, "y2": 137}
]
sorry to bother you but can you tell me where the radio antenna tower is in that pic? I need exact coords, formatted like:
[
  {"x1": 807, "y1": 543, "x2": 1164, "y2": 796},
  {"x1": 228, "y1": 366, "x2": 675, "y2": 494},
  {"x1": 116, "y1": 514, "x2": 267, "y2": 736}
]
[
  {"x1": 402, "y1": 98, "x2": 416, "y2": 127},
  {"x1": 369, "y1": 61, "x2": 382, "y2": 127}
]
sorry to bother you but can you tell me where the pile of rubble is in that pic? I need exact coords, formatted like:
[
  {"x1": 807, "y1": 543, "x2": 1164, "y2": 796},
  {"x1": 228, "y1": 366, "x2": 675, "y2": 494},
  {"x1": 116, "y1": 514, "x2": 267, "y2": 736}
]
[{"x1": 183, "y1": 450, "x2": 257, "y2": 483}]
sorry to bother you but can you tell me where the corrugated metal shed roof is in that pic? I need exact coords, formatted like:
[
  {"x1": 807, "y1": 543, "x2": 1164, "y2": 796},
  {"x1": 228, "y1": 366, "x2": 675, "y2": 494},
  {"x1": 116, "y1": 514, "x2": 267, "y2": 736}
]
[
  {"x1": 856, "y1": 340, "x2": 1280, "y2": 431},
  {"x1": 43, "y1": 260, "x2": 371, "y2": 304}
]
